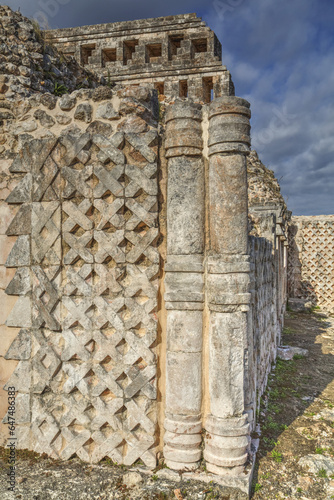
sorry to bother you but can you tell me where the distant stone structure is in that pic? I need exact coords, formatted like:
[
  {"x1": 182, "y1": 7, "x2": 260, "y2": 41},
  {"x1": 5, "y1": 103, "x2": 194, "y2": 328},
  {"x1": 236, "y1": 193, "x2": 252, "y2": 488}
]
[
  {"x1": 45, "y1": 13, "x2": 234, "y2": 102},
  {"x1": 288, "y1": 216, "x2": 334, "y2": 313}
]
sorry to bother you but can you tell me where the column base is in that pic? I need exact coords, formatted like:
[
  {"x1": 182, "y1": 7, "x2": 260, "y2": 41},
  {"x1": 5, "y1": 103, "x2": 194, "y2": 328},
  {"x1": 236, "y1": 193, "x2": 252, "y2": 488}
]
[
  {"x1": 163, "y1": 413, "x2": 202, "y2": 470},
  {"x1": 204, "y1": 414, "x2": 250, "y2": 474}
]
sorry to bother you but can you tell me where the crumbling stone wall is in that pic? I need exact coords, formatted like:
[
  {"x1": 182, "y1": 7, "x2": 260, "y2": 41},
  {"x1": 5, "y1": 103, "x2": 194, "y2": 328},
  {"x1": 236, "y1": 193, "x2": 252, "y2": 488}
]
[
  {"x1": 45, "y1": 13, "x2": 234, "y2": 102},
  {"x1": 0, "y1": 5, "x2": 102, "y2": 100},
  {"x1": 288, "y1": 216, "x2": 334, "y2": 313}
]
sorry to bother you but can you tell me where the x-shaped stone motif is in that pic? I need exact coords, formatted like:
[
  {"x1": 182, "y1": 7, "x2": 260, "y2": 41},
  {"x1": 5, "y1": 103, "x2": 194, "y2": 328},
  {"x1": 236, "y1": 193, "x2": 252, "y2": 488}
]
[
  {"x1": 31, "y1": 202, "x2": 61, "y2": 265},
  {"x1": 125, "y1": 163, "x2": 158, "y2": 198},
  {"x1": 31, "y1": 266, "x2": 61, "y2": 331}
]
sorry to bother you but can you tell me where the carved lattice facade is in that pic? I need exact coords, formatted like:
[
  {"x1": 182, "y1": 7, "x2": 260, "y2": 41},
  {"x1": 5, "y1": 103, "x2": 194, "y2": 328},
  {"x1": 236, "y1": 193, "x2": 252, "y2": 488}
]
[
  {"x1": 3, "y1": 100, "x2": 159, "y2": 465},
  {"x1": 288, "y1": 216, "x2": 334, "y2": 313}
]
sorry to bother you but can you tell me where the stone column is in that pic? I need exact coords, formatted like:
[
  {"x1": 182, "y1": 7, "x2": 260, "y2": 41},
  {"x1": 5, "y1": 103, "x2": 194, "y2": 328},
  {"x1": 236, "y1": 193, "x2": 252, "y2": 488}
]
[
  {"x1": 163, "y1": 100, "x2": 205, "y2": 470},
  {"x1": 204, "y1": 96, "x2": 252, "y2": 476}
]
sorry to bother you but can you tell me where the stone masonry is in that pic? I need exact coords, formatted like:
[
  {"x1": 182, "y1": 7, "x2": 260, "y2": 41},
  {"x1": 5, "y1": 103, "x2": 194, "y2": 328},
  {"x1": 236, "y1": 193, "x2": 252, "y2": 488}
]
[
  {"x1": 0, "y1": 7, "x2": 302, "y2": 497},
  {"x1": 288, "y1": 215, "x2": 334, "y2": 313},
  {"x1": 45, "y1": 13, "x2": 234, "y2": 102}
]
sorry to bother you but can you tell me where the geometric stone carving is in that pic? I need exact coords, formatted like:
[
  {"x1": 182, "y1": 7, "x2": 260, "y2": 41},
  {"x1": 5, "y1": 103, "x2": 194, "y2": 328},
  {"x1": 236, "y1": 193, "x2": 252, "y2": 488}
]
[
  {"x1": 288, "y1": 219, "x2": 334, "y2": 313},
  {"x1": 4, "y1": 128, "x2": 159, "y2": 466}
]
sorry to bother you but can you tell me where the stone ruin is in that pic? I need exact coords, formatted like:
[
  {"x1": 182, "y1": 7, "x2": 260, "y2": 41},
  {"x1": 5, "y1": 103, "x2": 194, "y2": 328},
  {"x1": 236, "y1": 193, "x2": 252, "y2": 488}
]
[
  {"x1": 0, "y1": 6, "x2": 332, "y2": 497},
  {"x1": 288, "y1": 215, "x2": 334, "y2": 314},
  {"x1": 44, "y1": 13, "x2": 234, "y2": 102}
]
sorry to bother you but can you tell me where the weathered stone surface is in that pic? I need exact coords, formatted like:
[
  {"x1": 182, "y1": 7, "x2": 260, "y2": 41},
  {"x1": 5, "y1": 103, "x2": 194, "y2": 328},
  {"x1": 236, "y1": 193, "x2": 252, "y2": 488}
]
[
  {"x1": 74, "y1": 102, "x2": 92, "y2": 123},
  {"x1": 33, "y1": 109, "x2": 56, "y2": 128},
  {"x1": 45, "y1": 14, "x2": 234, "y2": 103},
  {"x1": 167, "y1": 157, "x2": 204, "y2": 255},
  {"x1": 5, "y1": 235, "x2": 30, "y2": 267},
  {"x1": 1, "y1": 120, "x2": 159, "y2": 468},
  {"x1": 277, "y1": 345, "x2": 309, "y2": 361},
  {"x1": 118, "y1": 115, "x2": 148, "y2": 133},
  {"x1": 6, "y1": 296, "x2": 31, "y2": 327},
  {"x1": 299, "y1": 454, "x2": 334, "y2": 475},
  {"x1": 6, "y1": 174, "x2": 32, "y2": 203},
  {"x1": 5, "y1": 267, "x2": 31, "y2": 295},
  {"x1": 4, "y1": 328, "x2": 31, "y2": 360},
  {"x1": 59, "y1": 94, "x2": 76, "y2": 111},
  {"x1": 122, "y1": 472, "x2": 143, "y2": 488},
  {"x1": 92, "y1": 86, "x2": 113, "y2": 102},
  {"x1": 55, "y1": 113, "x2": 72, "y2": 125},
  {"x1": 87, "y1": 120, "x2": 113, "y2": 136},
  {"x1": 96, "y1": 102, "x2": 119, "y2": 120},
  {"x1": 40, "y1": 94, "x2": 57, "y2": 110}
]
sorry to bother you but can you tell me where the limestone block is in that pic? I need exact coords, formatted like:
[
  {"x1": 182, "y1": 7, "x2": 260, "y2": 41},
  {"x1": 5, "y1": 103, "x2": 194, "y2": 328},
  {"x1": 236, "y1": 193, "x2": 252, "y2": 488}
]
[
  {"x1": 5, "y1": 174, "x2": 32, "y2": 203},
  {"x1": 165, "y1": 255, "x2": 204, "y2": 273},
  {"x1": 59, "y1": 94, "x2": 76, "y2": 111},
  {"x1": 167, "y1": 156, "x2": 205, "y2": 255},
  {"x1": 96, "y1": 102, "x2": 119, "y2": 120},
  {"x1": 165, "y1": 100, "x2": 202, "y2": 158},
  {"x1": 166, "y1": 352, "x2": 201, "y2": 414},
  {"x1": 6, "y1": 296, "x2": 31, "y2": 328},
  {"x1": 209, "y1": 312, "x2": 246, "y2": 418},
  {"x1": 208, "y1": 97, "x2": 251, "y2": 155},
  {"x1": 209, "y1": 154, "x2": 248, "y2": 255},
  {"x1": 87, "y1": 120, "x2": 113, "y2": 136},
  {"x1": 40, "y1": 94, "x2": 57, "y2": 110},
  {"x1": 165, "y1": 272, "x2": 203, "y2": 303},
  {"x1": 5, "y1": 204, "x2": 31, "y2": 236},
  {"x1": 122, "y1": 472, "x2": 143, "y2": 488},
  {"x1": 4, "y1": 328, "x2": 31, "y2": 360},
  {"x1": 74, "y1": 102, "x2": 93, "y2": 123},
  {"x1": 3, "y1": 360, "x2": 31, "y2": 393},
  {"x1": 299, "y1": 454, "x2": 334, "y2": 475},
  {"x1": 164, "y1": 414, "x2": 202, "y2": 435},
  {"x1": 167, "y1": 310, "x2": 203, "y2": 353},
  {"x1": 0, "y1": 204, "x2": 17, "y2": 235},
  {"x1": 9, "y1": 137, "x2": 57, "y2": 174},
  {"x1": 33, "y1": 109, "x2": 56, "y2": 128},
  {"x1": 5, "y1": 235, "x2": 30, "y2": 267},
  {"x1": 0, "y1": 237, "x2": 15, "y2": 266},
  {"x1": 92, "y1": 86, "x2": 113, "y2": 101},
  {"x1": 6, "y1": 393, "x2": 30, "y2": 424},
  {"x1": 118, "y1": 115, "x2": 148, "y2": 133},
  {"x1": 31, "y1": 202, "x2": 61, "y2": 265},
  {"x1": 277, "y1": 345, "x2": 308, "y2": 361},
  {"x1": 5, "y1": 267, "x2": 31, "y2": 295},
  {"x1": 208, "y1": 273, "x2": 250, "y2": 303},
  {"x1": 0, "y1": 326, "x2": 20, "y2": 357},
  {"x1": 204, "y1": 414, "x2": 250, "y2": 469},
  {"x1": 55, "y1": 113, "x2": 72, "y2": 125},
  {"x1": 15, "y1": 120, "x2": 38, "y2": 133}
]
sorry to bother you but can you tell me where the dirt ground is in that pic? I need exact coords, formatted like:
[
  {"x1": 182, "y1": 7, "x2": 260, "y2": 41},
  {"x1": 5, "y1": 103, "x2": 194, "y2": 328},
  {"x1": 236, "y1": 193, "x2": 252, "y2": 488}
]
[
  {"x1": 252, "y1": 309, "x2": 334, "y2": 500},
  {"x1": 0, "y1": 309, "x2": 333, "y2": 499}
]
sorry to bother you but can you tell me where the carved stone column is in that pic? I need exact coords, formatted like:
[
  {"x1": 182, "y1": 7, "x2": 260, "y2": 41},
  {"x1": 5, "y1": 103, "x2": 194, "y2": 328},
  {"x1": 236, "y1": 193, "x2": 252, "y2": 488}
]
[
  {"x1": 204, "y1": 96, "x2": 252, "y2": 476},
  {"x1": 163, "y1": 100, "x2": 205, "y2": 470}
]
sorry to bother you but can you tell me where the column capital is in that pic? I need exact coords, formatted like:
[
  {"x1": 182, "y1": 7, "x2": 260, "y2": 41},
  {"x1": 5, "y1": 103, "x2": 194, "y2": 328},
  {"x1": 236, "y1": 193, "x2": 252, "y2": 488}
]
[{"x1": 208, "y1": 96, "x2": 251, "y2": 156}]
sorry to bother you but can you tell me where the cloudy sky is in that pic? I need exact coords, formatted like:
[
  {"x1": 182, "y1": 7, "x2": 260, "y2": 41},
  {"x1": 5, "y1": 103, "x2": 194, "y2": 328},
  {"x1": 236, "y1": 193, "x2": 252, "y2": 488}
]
[{"x1": 5, "y1": 0, "x2": 334, "y2": 215}]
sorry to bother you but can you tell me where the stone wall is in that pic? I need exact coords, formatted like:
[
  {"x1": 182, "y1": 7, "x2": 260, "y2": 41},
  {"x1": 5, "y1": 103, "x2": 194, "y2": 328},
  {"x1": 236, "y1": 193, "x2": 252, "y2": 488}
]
[
  {"x1": 45, "y1": 13, "x2": 234, "y2": 102},
  {"x1": 0, "y1": 5, "x2": 102, "y2": 100},
  {"x1": 0, "y1": 84, "x2": 161, "y2": 467},
  {"x1": 0, "y1": 83, "x2": 292, "y2": 493},
  {"x1": 288, "y1": 216, "x2": 334, "y2": 313}
]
